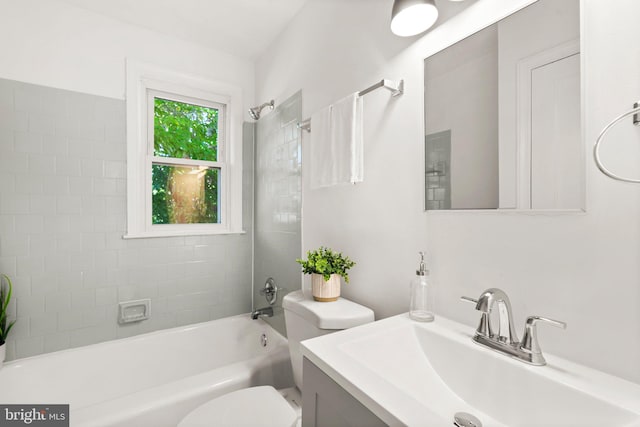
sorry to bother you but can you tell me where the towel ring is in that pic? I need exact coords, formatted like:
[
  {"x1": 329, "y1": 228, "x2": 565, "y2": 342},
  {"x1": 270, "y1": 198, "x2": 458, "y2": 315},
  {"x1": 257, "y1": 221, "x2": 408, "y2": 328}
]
[{"x1": 593, "y1": 102, "x2": 640, "y2": 183}]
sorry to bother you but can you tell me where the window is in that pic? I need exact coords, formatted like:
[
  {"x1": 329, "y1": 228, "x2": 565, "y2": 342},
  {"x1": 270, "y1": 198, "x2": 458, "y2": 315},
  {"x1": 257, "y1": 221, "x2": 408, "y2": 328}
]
[{"x1": 126, "y1": 61, "x2": 243, "y2": 238}]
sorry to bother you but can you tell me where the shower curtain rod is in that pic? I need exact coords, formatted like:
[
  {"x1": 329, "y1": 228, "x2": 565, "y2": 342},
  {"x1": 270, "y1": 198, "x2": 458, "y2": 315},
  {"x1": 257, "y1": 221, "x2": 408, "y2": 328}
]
[{"x1": 297, "y1": 78, "x2": 404, "y2": 132}]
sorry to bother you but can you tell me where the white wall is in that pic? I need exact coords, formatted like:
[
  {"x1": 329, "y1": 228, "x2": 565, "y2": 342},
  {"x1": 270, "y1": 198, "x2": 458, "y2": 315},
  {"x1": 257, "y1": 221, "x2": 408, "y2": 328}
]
[
  {"x1": 0, "y1": 0, "x2": 254, "y2": 107},
  {"x1": 257, "y1": 0, "x2": 640, "y2": 383}
]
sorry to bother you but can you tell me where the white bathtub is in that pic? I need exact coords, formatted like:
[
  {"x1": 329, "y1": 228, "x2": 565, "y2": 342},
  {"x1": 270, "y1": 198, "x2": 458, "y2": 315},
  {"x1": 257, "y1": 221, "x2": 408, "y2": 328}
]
[{"x1": 0, "y1": 315, "x2": 294, "y2": 427}]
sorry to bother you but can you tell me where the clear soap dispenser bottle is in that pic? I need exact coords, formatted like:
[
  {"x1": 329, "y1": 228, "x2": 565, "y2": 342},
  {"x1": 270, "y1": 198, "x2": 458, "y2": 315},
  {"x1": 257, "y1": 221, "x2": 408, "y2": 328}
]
[{"x1": 410, "y1": 252, "x2": 434, "y2": 322}]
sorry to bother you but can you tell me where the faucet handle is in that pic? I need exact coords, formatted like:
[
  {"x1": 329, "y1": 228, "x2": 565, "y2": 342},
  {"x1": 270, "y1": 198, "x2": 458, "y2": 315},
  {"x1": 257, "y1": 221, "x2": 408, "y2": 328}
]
[
  {"x1": 460, "y1": 296, "x2": 478, "y2": 305},
  {"x1": 461, "y1": 296, "x2": 492, "y2": 338},
  {"x1": 528, "y1": 316, "x2": 566, "y2": 330},
  {"x1": 520, "y1": 316, "x2": 567, "y2": 365}
]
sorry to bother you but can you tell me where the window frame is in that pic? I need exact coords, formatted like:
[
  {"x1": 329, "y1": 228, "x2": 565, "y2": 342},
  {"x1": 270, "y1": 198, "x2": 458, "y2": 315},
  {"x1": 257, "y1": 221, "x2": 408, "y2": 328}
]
[{"x1": 125, "y1": 60, "x2": 244, "y2": 238}]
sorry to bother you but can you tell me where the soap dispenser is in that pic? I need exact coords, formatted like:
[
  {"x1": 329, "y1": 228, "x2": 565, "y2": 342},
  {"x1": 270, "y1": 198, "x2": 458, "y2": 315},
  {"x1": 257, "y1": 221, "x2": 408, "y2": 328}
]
[{"x1": 410, "y1": 252, "x2": 434, "y2": 322}]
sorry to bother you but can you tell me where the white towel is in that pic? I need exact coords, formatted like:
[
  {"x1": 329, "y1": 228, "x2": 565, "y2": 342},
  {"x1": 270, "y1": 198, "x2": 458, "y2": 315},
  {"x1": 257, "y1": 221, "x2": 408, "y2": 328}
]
[{"x1": 309, "y1": 93, "x2": 363, "y2": 189}]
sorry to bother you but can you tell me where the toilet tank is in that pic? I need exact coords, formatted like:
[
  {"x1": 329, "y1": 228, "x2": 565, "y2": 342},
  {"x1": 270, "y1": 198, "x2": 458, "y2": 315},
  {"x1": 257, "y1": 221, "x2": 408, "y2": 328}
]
[{"x1": 283, "y1": 290, "x2": 374, "y2": 390}]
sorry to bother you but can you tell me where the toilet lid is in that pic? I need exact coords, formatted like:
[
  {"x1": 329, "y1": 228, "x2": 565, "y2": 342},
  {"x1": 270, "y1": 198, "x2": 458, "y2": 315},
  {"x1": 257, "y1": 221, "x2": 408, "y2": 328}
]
[{"x1": 178, "y1": 386, "x2": 298, "y2": 427}]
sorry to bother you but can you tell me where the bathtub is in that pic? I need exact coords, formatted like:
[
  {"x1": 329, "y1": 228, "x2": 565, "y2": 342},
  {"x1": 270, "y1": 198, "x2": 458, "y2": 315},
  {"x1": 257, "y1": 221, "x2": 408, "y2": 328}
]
[{"x1": 0, "y1": 314, "x2": 294, "y2": 427}]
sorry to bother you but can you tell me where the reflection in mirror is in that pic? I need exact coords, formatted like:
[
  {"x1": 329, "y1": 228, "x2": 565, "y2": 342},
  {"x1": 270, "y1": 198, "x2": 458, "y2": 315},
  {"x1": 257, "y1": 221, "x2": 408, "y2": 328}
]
[{"x1": 424, "y1": 0, "x2": 582, "y2": 211}]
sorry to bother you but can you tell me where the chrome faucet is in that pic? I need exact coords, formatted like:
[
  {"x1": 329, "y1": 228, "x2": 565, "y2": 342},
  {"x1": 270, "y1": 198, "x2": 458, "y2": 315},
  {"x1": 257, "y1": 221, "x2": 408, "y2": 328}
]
[
  {"x1": 462, "y1": 288, "x2": 566, "y2": 366},
  {"x1": 251, "y1": 307, "x2": 274, "y2": 320}
]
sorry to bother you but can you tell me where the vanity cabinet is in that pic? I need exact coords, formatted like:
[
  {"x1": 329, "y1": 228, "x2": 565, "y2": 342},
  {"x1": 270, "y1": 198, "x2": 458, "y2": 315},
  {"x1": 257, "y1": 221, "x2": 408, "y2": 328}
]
[{"x1": 302, "y1": 357, "x2": 387, "y2": 427}]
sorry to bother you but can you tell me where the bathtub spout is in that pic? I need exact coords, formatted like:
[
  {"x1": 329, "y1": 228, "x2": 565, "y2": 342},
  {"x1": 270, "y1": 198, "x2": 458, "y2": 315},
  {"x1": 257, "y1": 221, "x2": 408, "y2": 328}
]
[{"x1": 251, "y1": 307, "x2": 274, "y2": 320}]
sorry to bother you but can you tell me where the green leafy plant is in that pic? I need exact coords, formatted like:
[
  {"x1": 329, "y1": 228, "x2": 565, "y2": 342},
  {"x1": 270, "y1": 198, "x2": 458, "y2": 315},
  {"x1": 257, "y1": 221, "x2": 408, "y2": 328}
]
[
  {"x1": 296, "y1": 247, "x2": 356, "y2": 283},
  {"x1": 0, "y1": 274, "x2": 15, "y2": 346}
]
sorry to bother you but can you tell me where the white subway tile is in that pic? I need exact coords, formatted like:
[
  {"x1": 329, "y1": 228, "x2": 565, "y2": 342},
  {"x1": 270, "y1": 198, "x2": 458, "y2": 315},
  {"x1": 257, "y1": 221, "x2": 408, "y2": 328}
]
[
  {"x1": 45, "y1": 290, "x2": 71, "y2": 312},
  {"x1": 116, "y1": 322, "x2": 143, "y2": 339},
  {"x1": 55, "y1": 157, "x2": 81, "y2": 176},
  {"x1": 31, "y1": 274, "x2": 58, "y2": 294},
  {"x1": 0, "y1": 151, "x2": 28, "y2": 174},
  {"x1": 55, "y1": 232, "x2": 83, "y2": 252},
  {"x1": 44, "y1": 253, "x2": 71, "y2": 274},
  {"x1": 82, "y1": 269, "x2": 108, "y2": 289},
  {"x1": 81, "y1": 195, "x2": 106, "y2": 215},
  {"x1": 80, "y1": 158, "x2": 104, "y2": 177},
  {"x1": 69, "y1": 255, "x2": 96, "y2": 277},
  {"x1": 69, "y1": 325, "x2": 116, "y2": 348},
  {"x1": 71, "y1": 289, "x2": 95, "y2": 309},
  {"x1": 93, "y1": 250, "x2": 117, "y2": 270},
  {"x1": 44, "y1": 216, "x2": 70, "y2": 233},
  {"x1": 13, "y1": 131, "x2": 44, "y2": 153},
  {"x1": 9, "y1": 276, "x2": 31, "y2": 299},
  {"x1": 15, "y1": 336, "x2": 44, "y2": 358},
  {"x1": 4, "y1": 340, "x2": 16, "y2": 361},
  {"x1": 56, "y1": 195, "x2": 82, "y2": 214},
  {"x1": 14, "y1": 173, "x2": 44, "y2": 194},
  {"x1": 76, "y1": 122, "x2": 105, "y2": 142},
  {"x1": 16, "y1": 255, "x2": 44, "y2": 276},
  {"x1": 28, "y1": 153, "x2": 56, "y2": 175},
  {"x1": 30, "y1": 195, "x2": 58, "y2": 215},
  {"x1": 82, "y1": 306, "x2": 106, "y2": 327},
  {"x1": 56, "y1": 271, "x2": 83, "y2": 290},
  {"x1": 176, "y1": 308, "x2": 209, "y2": 327},
  {"x1": 14, "y1": 85, "x2": 42, "y2": 113},
  {"x1": 30, "y1": 313, "x2": 58, "y2": 336},
  {"x1": 57, "y1": 311, "x2": 83, "y2": 331},
  {"x1": 29, "y1": 113, "x2": 56, "y2": 134},
  {"x1": 30, "y1": 233, "x2": 58, "y2": 255},
  {"x1": 43, "y1": 134, "x2": 68, "y2": 156},
  {"x1": 81, "y1": 233, "x2": 106, "y2": 251},
  {"x1": 67, "y1": 137, "x2": 94, "y2": 159},
  {"x1": 0, "y1": 216, "x2": 15, "y2": 233},
  {"x1": 0, "y1": 172, "x2": 15, "y2": 194},
  {"x1": 15, "y1": 215, "x2": 44, "y2": 234},
  {"x1": 8, "y1": 315, "x2": 28, "y2": 339},
  {"x1": 44, "y1": 332, "x2": 70, "y2": 353},
  {"x1": 95, "y1": 287, "x2": 117, "y2": 306},
  {"x1": 17, "y1": 294, "x2": 44, "y2": 316},
  {"x1": 105, "y1": 196, "x2": 125, "y2": 215},
  {"x1": 92, "y1": 178, "x2": 116, "y2": 196},
  {"x1": 43, "y1": 176, "x2": 68, "y2": 196},
  {"x1": 0, "y1": 194, "x2": 30, "y2": 214},
  {"x1": 68, "y1": 176, "x2": 93, "y2": 195},
  {"x1": 0, "y1": 233, "x2": 29, "y2": 256},
  {"x1": 104, "y1": 161, "x2": 125, "y2": 179},
  {"x1": 0, "y1": 256, "x2": 17, "y2": 277}
]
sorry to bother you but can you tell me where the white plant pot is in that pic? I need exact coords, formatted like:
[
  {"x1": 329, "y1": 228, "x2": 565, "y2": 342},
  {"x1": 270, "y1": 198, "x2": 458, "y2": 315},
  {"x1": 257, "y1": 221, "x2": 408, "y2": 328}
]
[
  {"x1": 0, "y1": 343, "x2": 6, "y2": 367},
  {"x1": 311, "y1": 273, "x2": 341, "y2": 302}
]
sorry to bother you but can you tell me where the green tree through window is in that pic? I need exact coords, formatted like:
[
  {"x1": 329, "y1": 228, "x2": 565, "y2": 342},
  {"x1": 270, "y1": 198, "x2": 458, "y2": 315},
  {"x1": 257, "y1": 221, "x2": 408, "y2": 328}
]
[{"x1": 152, "y1": 98, "x2": 220, "y2": 224}]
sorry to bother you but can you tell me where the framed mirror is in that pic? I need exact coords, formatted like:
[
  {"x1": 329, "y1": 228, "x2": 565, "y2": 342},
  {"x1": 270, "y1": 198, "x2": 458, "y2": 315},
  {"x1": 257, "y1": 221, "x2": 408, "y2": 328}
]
[{"x1": 424, "y1": 0, "x2": 582, "y2": 211}]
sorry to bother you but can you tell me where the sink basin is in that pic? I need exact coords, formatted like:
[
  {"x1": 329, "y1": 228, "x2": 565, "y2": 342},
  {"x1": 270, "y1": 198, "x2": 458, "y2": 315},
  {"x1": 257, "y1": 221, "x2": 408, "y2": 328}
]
[{"x1": 301, "y1": 314, "x2": 640, "y2": 427}]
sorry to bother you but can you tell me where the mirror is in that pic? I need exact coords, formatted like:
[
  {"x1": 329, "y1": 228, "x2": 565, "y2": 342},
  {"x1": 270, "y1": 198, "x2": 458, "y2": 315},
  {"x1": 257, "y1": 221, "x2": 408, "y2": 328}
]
[{"x1": 424, "y1": 0, "x2": 582, "y2": 211}]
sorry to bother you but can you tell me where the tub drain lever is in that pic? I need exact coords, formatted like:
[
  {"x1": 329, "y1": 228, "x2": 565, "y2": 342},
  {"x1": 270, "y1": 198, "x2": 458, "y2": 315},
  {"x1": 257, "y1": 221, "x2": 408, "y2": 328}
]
[{"x1": 454, "y1": 412, "x2": 482, "y2": 427}]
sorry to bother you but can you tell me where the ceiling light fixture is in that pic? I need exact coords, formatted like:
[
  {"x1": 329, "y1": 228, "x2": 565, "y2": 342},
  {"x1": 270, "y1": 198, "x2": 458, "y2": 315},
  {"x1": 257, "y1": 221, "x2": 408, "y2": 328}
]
[{"x1": 390, "y1": 0, "x2": 439, "y2": 37}]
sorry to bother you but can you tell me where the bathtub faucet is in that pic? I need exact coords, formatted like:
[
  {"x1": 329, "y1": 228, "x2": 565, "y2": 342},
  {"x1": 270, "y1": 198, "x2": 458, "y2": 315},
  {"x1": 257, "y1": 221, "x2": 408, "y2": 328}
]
[{"x1": 251, "y1": 307, "x2": 274, "y2": 320}]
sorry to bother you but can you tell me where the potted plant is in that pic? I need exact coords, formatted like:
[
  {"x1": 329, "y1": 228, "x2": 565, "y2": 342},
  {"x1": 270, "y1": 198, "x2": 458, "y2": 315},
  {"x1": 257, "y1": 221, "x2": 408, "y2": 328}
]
[
  {"x1": 296, "y1": 247, "x2": 355, "y2": 302},
  {"x1": 0, "y1": 274, "x2": 15, "y2": 365}
]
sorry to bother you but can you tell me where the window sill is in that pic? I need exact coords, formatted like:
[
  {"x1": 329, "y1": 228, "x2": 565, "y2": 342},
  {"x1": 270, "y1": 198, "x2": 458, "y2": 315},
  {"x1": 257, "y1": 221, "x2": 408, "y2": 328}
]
[{"x1": 123, "y1": 229, "x2": 246, "y2": 239}]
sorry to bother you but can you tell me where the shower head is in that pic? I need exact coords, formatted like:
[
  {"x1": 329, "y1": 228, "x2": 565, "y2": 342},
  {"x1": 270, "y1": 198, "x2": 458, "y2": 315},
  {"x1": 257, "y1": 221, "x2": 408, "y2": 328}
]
[{"x1": 249, "y1": 100, "x2": 275, "y2": 120}]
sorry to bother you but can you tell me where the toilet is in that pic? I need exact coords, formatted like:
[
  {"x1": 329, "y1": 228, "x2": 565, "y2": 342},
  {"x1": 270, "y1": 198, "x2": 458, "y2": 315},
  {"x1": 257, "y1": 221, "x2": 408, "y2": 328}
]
[{"x1": 178, "y1": 290, "x2": 374, "y2": 427}]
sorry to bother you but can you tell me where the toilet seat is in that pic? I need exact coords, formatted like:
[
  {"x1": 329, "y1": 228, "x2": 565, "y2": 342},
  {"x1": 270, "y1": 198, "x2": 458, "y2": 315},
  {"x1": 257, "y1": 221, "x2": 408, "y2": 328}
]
[{"x1": 178, "y1": 386, "x2": 298, "y2": 427}]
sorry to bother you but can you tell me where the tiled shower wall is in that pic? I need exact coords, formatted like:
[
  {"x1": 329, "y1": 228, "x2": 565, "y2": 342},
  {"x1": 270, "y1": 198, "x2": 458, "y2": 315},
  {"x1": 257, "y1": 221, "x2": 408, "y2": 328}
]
[
  {"x1": 253, "y1": 92, "x2": 302, "y2": 335},
  {"x1": 0, "y1": 78, "x2": 253, "y2": 360}
]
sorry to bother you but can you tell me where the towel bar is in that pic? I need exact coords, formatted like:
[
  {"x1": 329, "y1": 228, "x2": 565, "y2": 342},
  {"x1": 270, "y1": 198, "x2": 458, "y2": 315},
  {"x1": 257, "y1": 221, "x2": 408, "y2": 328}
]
[{"x1": 297, "y1": 78, "x2": 404, "y2": 133}]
